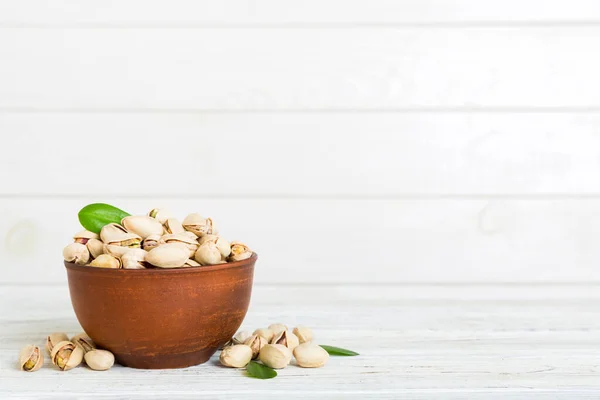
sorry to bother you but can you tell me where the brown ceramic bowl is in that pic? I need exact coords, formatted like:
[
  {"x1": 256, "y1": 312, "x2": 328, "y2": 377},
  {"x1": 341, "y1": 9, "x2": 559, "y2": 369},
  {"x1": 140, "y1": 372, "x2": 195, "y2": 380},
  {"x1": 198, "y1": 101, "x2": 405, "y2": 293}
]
[{"x1": 64, "y1": 254, "x2": 256, "y2": 369}]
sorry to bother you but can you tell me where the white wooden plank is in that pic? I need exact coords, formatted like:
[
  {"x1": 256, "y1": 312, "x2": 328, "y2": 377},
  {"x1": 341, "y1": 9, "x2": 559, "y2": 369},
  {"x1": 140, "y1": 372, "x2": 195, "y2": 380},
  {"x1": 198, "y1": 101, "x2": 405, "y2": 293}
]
[
  {"x1": 2, "y1": 112, "x2": 600, "y2": 196},
  {"x1": 1, "y1": 0, "x2": 600, "y2": 26},
  {"x1": 1, "y1": 284, "x2": 599, "y2": 398},
  {"x1": 2, "y1": 28, "x2": 600, "y2": 109},
  {"x1": 2, "y1": 198, "x2": 600, "y2": 284}
]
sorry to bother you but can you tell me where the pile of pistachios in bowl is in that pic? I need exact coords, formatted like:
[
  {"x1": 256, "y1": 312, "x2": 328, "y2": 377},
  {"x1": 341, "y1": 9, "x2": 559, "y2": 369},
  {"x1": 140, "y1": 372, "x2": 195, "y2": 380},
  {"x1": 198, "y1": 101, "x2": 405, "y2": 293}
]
[{"x1": 62, "y1": 203, "x2": 253, "y2": 269}]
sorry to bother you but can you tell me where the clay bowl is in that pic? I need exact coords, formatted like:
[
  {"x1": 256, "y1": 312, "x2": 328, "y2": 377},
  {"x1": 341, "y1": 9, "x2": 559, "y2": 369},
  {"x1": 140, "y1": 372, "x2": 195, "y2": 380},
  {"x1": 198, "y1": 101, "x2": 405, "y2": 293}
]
[{"x1": 64, "y1": 253, "x2": 256, "y2": 369}]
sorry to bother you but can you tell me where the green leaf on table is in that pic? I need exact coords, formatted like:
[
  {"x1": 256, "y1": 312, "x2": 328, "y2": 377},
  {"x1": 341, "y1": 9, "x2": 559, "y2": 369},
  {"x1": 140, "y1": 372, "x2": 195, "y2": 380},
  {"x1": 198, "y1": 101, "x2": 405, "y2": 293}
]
[
  {"x1": 246, "y1": 361, "x2": 277, "y2": 379},
  {"x1": 319, "y1": 345, "x2": 359, "y2": 356},
  {"x1": 78, "y1": 203, "x2": 131, "y2": 233}
]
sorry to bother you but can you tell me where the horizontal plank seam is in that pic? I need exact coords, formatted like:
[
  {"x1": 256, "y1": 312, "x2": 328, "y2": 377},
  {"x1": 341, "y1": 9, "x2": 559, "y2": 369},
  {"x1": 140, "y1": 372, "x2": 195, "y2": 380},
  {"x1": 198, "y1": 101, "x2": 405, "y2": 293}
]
[
  {"x1": 5, "y1": 21, "x2": 600, "y2": 29},
  {"x1": 5, "y1": 107, "x2": 600, "y2": 114},
  {"x1": 2, "y1": 193, "x2": 600, "y2": 200}
]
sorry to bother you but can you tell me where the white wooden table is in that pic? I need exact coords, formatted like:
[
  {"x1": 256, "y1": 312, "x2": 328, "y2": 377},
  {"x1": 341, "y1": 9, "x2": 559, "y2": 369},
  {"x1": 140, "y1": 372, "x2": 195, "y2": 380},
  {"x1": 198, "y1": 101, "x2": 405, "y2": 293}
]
[{"x1": 2, "y1": 283, "x2": 599, "y2": 399}]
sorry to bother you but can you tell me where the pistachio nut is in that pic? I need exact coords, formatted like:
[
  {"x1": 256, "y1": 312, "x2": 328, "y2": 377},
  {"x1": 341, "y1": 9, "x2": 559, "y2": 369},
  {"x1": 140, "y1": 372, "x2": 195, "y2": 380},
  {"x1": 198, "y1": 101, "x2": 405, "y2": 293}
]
[
  {"x1": 84, "y1": 349, "x2": 115, "y2": 371},
  {"x1": 63, "y1": 243, "x2": 90, "y2": 265},
  {"x1": 253, "y1": 328, "x2": 274, "y2": 342},
  {"x1": 244, "y1": 334, "x2": 267, "y2": 360},
  {"x1": 100, "y1": 223, "x2": 142, "y2": 248},
  {"x1": 259, "y1": 344, "x2": 292, "y2": 369},
  {"x1": 121, "y1": 248, "x2": 149, "y2": 269},
  {"x1": 89, "y1": 254, "x2": 121, "y2": 269},
  {"x1": 122, "y1": 215, "x2": 164, "y2": 239},
  {"x1": 146, "y1": 243, "x2": 190, "y2": 269},
  {"x1": 46, "y1": 332, "x2": 69, "y2": 354},
  {"x1": 142, "y1": 234, "x2": 161, "y2": 251},
  {"x1": 270, "y1": 330, "x2": 300, "y2": 350},
  {"x1": 194, "y1": 241, "x2": 222, "y2": 265},
  {"x1": 198, "y1": 234, "x2": 231, "y2": 258},
  {"x1": 228, "y1": 242, "x2": 252, "y2": 262},
  {"x1": 73, "y1": 230, "x2": 99, "y2": 244},
  {"x1": 219, "y1": 345, "x2": 253, "y2": 368},
  {"x1": 147, "y1": 208, "x2": 172, "y2": 224},
  {"x1": 293, "y1": 343, "x2": 329, "y2": 368},
  {"x1": 182, "y1": 213, "x2": 216, "y2": 237},
  {"x1": 160, "y1": 232, "x2": 199, "y2": 257},
  {"x1": 183, "y1": 258, "x2": 201, "y2": 268},
  {"x1": 163, "y1": 218, "x2": 185, "y2": 235},
  {"x1": 71, "y1": 333, "x2": 96, "y2": 353},
  {"x1": 86, "y1": 238, "x2": 105, "y2": 258},
  {"x1": 293, "y1": 326, "x2": 313, "y2": 344},
  {"x1": 232, "y1": 330, "x2": 252, "y2": 345},
  {"x1": 19, "y1": 345, "x2": 43, "y2": 372},
  {"x1": 267, "y1": 323, "x2": 288, "y2": 336},
  {"x1": 50, "y1": 341, "x2": 84, "y2": 371}
]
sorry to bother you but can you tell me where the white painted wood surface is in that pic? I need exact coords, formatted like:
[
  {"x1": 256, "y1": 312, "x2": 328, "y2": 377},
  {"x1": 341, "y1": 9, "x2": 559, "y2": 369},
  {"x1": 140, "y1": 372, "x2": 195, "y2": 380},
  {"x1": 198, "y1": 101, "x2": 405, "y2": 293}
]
[{"x1": 1, "y1": 284, "x2": 599, "y2": 398}]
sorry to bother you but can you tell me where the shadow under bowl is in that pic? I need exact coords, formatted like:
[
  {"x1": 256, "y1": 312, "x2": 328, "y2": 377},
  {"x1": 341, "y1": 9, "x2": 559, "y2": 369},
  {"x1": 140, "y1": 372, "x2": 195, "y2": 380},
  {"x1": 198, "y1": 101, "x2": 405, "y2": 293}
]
[{"x1": 64, "y1": 253, "x2": 256, "y2": 369}]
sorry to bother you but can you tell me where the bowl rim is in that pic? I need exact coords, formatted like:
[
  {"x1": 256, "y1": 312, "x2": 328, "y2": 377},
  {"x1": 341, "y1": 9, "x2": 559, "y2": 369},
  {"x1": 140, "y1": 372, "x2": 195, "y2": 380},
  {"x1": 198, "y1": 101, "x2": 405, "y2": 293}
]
[{"x1": 64, "y1": 252, "x2": 257, "y2": 275}]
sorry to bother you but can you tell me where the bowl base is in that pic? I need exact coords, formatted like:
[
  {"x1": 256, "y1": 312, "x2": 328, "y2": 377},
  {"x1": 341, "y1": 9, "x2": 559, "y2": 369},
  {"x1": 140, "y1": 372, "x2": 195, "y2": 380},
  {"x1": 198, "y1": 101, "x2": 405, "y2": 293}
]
[{"x1": 115, "y1": 347, "x2": 218, "y2": 369}]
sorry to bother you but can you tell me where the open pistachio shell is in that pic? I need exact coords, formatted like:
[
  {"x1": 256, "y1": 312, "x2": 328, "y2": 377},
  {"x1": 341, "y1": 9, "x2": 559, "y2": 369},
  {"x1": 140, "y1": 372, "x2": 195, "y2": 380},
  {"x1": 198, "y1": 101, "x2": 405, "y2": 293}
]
[
  {"x1": 71, "y1": 333, "x2": 96, "y2": 353},
  {"x1": 46, "y1": 332, "x2": 69, "y2": 354},
  {"x1": 122, "y1": 215, "x2": 164, "y2": 240},
  {"x1": 183, "y1": 258, "x2": 201, "y2": 268},
  {"x1": 253, "y1": 328, "x2": 275, "y2": 342},
  {"x1": 121, "y1": 248, "x2": 149, "y2": 269},
  {"x1": 270, "y1": 330, "x2": 300, "y2": 350},
  {"x1": 19, "y1": 345, "x2": 43, "y2": 372},
  {"x1": 51, "y1": 341, "x2": 84, "y2": 371},
  {"x1": 73, "y1": 230, "x2": 99, "y2": 244},
  {"x1": 160, "y1": 232, "x2": 199, "y2": 257},
  {"x1": 198, "y1": 234, "x2": 231, "y2": 258},
  {"x1": 147, "y1": 208, "x2": 172, "y2": 224},
  {"x1": 63, "y1": 243, "x2": 90, "y2": 265},
  {"x1": 182, "y1": 213, "x2": 216, "y2": 237},
  {"x1": 142, "y1": 234, "x2": 161, "y2": 251},
  {"x1": 146, "y1": 243, "x2": 190, "y2": 269},
  {"x1": 86, "y1": 238, "x2": 105, "y2": 259},
  {"x1": 89, "y1": 254, "x2": 121, "y2": 269},
  {"x1": 244, "y1": 334, "x2": 267, "y2": 360},
  {"x1": 228, "y1": 242, "x2": 252, "y2": 262},
  {"x1": 100, "y1": 223, "x2": 142, "y2": 248},
  {"x1": 163, "y1": 218, "x2": 185, "y2": 235}
]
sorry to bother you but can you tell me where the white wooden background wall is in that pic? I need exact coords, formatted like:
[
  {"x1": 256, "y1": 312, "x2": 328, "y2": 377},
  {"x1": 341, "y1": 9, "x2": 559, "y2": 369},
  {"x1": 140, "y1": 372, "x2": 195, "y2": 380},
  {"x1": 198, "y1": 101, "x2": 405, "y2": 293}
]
[{"x1": 2, "y1": 0, "x2": 600, "y2": 285}]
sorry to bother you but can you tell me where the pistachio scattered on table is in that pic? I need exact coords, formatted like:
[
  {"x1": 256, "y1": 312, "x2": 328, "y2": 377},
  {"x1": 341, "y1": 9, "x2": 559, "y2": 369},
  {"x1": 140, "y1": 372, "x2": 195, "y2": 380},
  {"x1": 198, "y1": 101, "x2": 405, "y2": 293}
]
[{"x1": 63, "y1": 205, "x2": 254, "y2": 270}]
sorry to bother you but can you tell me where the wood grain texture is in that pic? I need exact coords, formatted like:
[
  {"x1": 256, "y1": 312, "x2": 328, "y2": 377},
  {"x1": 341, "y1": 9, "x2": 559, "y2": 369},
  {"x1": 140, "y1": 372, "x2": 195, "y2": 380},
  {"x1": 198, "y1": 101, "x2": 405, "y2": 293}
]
[
  {"x1": 2, "y1": 112, "x2": 600, "y2": 196},
  {"x1": 3, "y1": 28, "x2": 600, "y2": 109},
  {"x1": 1, "y1": 0, "x2": 600, "y2": 26},
  {"x1": 2, "y1": 198, "x2": 600, "y2": 284},
  {"x1": 1, "y1": 284, "x2": 599, "y2": 398}
]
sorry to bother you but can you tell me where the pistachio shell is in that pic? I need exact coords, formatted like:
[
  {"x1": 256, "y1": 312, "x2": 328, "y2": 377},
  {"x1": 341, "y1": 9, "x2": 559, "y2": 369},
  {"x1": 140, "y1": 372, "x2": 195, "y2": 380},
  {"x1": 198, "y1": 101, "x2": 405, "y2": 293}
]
[
  {"x1": 228, "y1": 242, "x2": 252, "y2": 262},
  {"x1": 182, "y1": 213, "x2": 216, "y2": 237},
  {"x1": 63, "y1": 243, "x2": 90, "y2": 265},
  {"x1": 163, "y1": 218, "x2": 185, "y2": 234},
  {"x1": 46, "y1": 332, "x2": 69, "y2": 354},
  {"x1": 244, "y1": 334, "x2": 267, "y2": 360},
  {"x1": 198, "y1": 234, "x2": 231, "y2": 258},
  {"x1": 73, "y1": 230, "x2": 99, "y2": 244},
  {"x1": 293, "y1": 326, "x2": 313, "y2": 344},
  {"x1": 71, "y1": 333, "x2": 96, "y2": 353},
  {"x1": 293, "y1": 343, "x2": 329, "y2": 368},
  {"x1": 219, "y1": 345, "x2": 253, "y2": 368},
  {"x1": 194, "y1": 242, "x2": 222, "y2": 265},
  {"x1": 89, "y1": 254, "x2": 121, "y2": 269},
  {"x1": 19, "y1": 345, "x2": 43, "y2": 372},
  {"x1": 147, "y1": 208, "x2": 172, "y2": 224},
  {"x1": 100, "y1": 223, "x2": 142, "y2": 248},
  {"x1": 51, "y1": 341, "x2": 84, "y2": 371},
  {"x1": 121, "y1": 249, "x2": 148, "y2": 269},
  {"x1": 122, "y1": 215, "x2": 164, "y2": 239},
  {"x1": 232, "y1": 330, "x2": 252, "y2": 345},
  {"x1": 160, "y1": 232, "x2": 199, "y2": 257},
  {"x1": 86, "y1": 238, "x2": 105, "y2": 258},
  {"x1": 142, "y1": 234, "x2": 161, "y2": 251},
  {"x1": 267, "y1": 323, "x2": 288, "y2": 335},
  {"x1": 183, "y1": 258, "x2": 201, "y2": 268},
  {"x1": 271, "y1": 330, "x2": 300, "y2": 350},
  {"x1": 146, "y1": 243, "x2": 190, "y2": 268},
  {"x1": 259, "y1": 344, "x2": 292, "y2": 369},
  {"x1": 253, "y1": 328, "x2": 275, "y2": 342},
  {"x1": 84, "y1": 349, "x2": 115, "y2": 371}
]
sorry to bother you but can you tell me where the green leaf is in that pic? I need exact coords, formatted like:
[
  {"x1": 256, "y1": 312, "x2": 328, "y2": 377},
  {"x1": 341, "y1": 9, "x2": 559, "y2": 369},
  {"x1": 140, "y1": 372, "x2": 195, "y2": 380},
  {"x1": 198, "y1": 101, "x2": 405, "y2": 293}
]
[
  {"x1": 319, "y1": 345, "x2": 359, "y2": 356},
  {"x1": 246, "y1": 361, "x2": 277, "y2": 379},
  {"x1": 78, "y1": 203, "x2": 130, "y2": 233}
]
